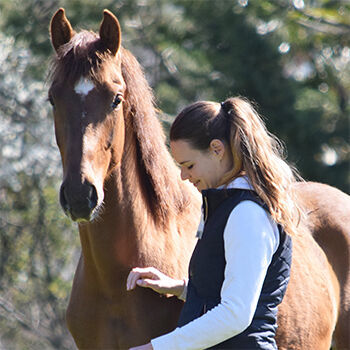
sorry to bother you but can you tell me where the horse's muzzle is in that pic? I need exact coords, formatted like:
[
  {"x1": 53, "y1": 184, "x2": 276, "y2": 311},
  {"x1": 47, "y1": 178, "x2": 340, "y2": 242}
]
[{"x1": 60, "y1": 181, "x2": 98, "y2": 222}]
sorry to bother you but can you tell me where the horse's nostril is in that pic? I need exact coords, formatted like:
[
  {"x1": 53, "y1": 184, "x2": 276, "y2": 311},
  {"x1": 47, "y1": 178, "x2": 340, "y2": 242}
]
[
  {"x1": 88, "y1": 185, "x2": 98, "y2": 210},
  {"x1": 59, "y1": 183, "x2": 69, "y2": 211}
]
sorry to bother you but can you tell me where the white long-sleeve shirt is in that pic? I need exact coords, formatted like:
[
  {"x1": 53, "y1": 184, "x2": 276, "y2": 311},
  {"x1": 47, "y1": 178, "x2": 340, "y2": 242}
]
[{"x1": 151, "y1": 177, "x2": 280, "y2": 350}]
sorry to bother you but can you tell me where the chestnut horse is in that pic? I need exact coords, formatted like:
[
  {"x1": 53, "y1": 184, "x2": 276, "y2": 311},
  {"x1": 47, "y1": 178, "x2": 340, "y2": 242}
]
[{"x1": 48, "y1": 8, "x2": 350, "y2": 350}]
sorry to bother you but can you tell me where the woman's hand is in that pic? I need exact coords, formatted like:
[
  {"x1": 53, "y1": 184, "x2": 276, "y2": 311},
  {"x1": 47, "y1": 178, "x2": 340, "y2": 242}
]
[
  {"x1": 126, "y1": 267, "x2": 185, "y2": 297},
  {"x1": 129, "y1": 342, "x2": 153, "y2": 350}
]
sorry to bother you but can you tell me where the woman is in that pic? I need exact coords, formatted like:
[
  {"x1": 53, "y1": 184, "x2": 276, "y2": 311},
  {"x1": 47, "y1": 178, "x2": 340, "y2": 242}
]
[{"x1": 127, "y1": 96, "x2": 300, "y2": 350}]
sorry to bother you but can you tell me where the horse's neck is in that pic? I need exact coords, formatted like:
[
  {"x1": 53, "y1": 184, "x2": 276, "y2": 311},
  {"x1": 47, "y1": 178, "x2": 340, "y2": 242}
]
[
  {"x1": 77, "y1": 170, "x2": 151, "y2": 297},
  {"x1": 79, "y1": 129, "x2": 168, "y2": 270}
]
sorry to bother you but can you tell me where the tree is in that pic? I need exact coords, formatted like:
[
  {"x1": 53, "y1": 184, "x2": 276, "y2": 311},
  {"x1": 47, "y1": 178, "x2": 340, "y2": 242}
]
[{"x1": 242, "y1": 0, "x2": 350, "y2": 191}]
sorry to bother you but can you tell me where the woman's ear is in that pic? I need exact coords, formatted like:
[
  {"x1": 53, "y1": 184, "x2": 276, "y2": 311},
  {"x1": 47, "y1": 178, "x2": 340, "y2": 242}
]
[{"x1": 209, "y1": 139, "x2": 226, "y2": 160}]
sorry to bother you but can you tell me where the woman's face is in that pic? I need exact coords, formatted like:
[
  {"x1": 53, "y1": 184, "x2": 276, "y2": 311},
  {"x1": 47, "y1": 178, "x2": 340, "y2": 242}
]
[{"x1": 170, "y1": 139, "x2": 232, "y2": 192}]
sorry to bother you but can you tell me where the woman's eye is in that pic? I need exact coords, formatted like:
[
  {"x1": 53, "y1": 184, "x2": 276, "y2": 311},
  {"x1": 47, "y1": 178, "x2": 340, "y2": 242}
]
[{"x1": 187, "y1": 164, "x2": 194, "y2": 170}]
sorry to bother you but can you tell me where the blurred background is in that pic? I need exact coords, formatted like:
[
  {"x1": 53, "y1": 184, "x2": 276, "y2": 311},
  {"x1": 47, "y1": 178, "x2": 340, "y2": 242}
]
[{"x1": 0, "y1": 0, "x2": 349, "y2": 348}]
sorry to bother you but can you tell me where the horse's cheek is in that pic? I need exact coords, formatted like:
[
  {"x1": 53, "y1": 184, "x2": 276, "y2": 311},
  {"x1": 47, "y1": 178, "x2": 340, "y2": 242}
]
[{"x1": 112, "y1": 114, "x2": 125, "y2": 164}]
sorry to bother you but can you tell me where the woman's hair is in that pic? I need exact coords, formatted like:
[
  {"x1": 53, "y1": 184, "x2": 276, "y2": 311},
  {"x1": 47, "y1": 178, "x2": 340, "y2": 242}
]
[{"x1": 170, "y1": 96, "x2": 303, "y2": 236}]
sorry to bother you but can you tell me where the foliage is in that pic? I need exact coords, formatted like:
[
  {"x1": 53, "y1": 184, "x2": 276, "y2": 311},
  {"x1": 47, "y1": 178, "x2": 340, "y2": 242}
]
[{"x1": 243, "y1": 0, "x2": 350, "y2": 191}]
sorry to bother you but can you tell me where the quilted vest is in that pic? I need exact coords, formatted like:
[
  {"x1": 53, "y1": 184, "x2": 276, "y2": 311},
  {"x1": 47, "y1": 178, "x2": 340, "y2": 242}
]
[{"x1": 177, "y1": 188, "x2": 292, "y2": 349}]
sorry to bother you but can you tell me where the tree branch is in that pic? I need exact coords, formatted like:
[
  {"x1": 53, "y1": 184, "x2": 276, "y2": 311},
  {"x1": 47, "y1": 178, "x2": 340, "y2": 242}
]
[
  {"x1": 295, "y1": 8, "x2": 350, "y2": 33},
  {"x1": 0, "y1": 295, "x2": 73, "y2": 349}
]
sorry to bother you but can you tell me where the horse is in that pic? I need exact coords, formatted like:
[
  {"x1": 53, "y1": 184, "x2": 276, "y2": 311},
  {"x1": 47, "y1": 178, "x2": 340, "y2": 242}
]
[
  {"x1": 48, "y1": 8, "x2": 200, "y2": 348},
  {"x1": 48, "y1": 8, "x2": 350, "y2": 349}
]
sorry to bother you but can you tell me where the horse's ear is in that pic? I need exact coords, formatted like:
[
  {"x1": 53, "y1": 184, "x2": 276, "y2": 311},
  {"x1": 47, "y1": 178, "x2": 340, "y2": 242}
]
[
  {"x1": 50, "y1": 8, "x2": 74, "y2": 53},
  {"x1": 99, "y1": 10, "x2": 121, "y2": 56}
]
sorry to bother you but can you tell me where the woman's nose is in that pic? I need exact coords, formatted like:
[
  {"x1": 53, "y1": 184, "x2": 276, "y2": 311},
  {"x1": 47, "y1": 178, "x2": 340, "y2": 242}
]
[{"x1": 180, "y1": 167, "x2": 189, "y2": 181}]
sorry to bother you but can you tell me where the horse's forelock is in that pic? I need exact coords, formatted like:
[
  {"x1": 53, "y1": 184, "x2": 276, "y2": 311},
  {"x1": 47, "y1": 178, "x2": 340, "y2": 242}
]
[{"x1": 49, "y1": 31, "x2": 112, "y2": 84}]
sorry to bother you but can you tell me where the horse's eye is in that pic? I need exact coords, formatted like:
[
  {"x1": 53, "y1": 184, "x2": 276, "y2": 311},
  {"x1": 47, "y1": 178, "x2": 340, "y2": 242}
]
[
  {"x1": 48, "y1": 94, "x2": 55, "y2": 108},
  {"x1": 111, "y1": 93, "x2": 123, "y2": 110}
]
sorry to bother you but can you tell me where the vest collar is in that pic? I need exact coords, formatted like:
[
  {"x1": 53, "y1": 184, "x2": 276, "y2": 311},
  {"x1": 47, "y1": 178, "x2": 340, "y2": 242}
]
[
  {"x1": 201, "y1": 177, "x2": 254, "y2": 222},
  {"x1": 202, "y1": 188, "x2": 256, "y2": 222}
]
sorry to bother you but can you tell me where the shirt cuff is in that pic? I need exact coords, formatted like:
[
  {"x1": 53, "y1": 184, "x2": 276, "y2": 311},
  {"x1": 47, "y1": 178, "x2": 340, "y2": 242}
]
[{"x1": 177, "y1": 278, "x2": 188, "y2": 301}]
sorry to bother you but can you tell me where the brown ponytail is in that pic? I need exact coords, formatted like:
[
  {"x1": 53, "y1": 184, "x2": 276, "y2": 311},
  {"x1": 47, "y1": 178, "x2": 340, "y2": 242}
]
[{"x1": 170, "y1": 96, "x2": 303, "y2": 236}]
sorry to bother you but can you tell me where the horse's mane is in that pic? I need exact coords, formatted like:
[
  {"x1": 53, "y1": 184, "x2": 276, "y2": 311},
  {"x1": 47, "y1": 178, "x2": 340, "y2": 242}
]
[
  {"x1": 48, "y1": 31, "x2": 191, "y2": 225},
  {"x1": 120, "y1": 48, "x2": 194, "y2": 224}
]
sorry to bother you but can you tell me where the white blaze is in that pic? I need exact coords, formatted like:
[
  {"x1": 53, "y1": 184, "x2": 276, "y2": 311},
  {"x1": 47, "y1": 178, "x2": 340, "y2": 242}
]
[{"x1": 74, "y1": 77, "x2": 95, "y2": 96}]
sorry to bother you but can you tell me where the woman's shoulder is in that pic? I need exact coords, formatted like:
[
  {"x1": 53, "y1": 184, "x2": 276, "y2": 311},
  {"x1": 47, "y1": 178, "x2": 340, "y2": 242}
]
[
  {"x1": 230, "y1": 199, "x2": 270, "y2": 222},
  {"x1": 225, "y1": 199, "x2": 280, "y2": 250}
]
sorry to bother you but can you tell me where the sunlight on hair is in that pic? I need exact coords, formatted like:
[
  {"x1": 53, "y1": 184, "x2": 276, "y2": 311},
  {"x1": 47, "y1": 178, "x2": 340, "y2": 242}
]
[{"x1": 222, "y1": 97, "x2": 304, "y2": 237}]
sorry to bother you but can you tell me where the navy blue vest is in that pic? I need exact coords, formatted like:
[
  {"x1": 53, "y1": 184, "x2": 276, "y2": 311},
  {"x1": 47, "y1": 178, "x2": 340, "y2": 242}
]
[{"x1": 177, "y1": 189, "x2": 292, "y2": 349}]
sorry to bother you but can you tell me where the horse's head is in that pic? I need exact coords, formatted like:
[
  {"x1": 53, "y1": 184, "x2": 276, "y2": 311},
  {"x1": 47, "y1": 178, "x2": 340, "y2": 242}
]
[{"x1": 49, "y1": 9, "x2": 125, "y2": 222}]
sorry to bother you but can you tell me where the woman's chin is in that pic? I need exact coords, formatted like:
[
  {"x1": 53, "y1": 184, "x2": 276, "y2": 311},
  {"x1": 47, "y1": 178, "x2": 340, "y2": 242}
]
[
  {"x1": 193, "y1": 181, "x2": 201, "y2": 191},
  {"x1": 195, "y1": 181, "x2": 208, "y2": 192}
]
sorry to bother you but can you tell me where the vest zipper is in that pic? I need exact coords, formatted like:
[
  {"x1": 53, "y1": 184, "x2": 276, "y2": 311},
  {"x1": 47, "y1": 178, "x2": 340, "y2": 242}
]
[{"x1": 203, "y1": 195, "x2": 208, "y2": 222}]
